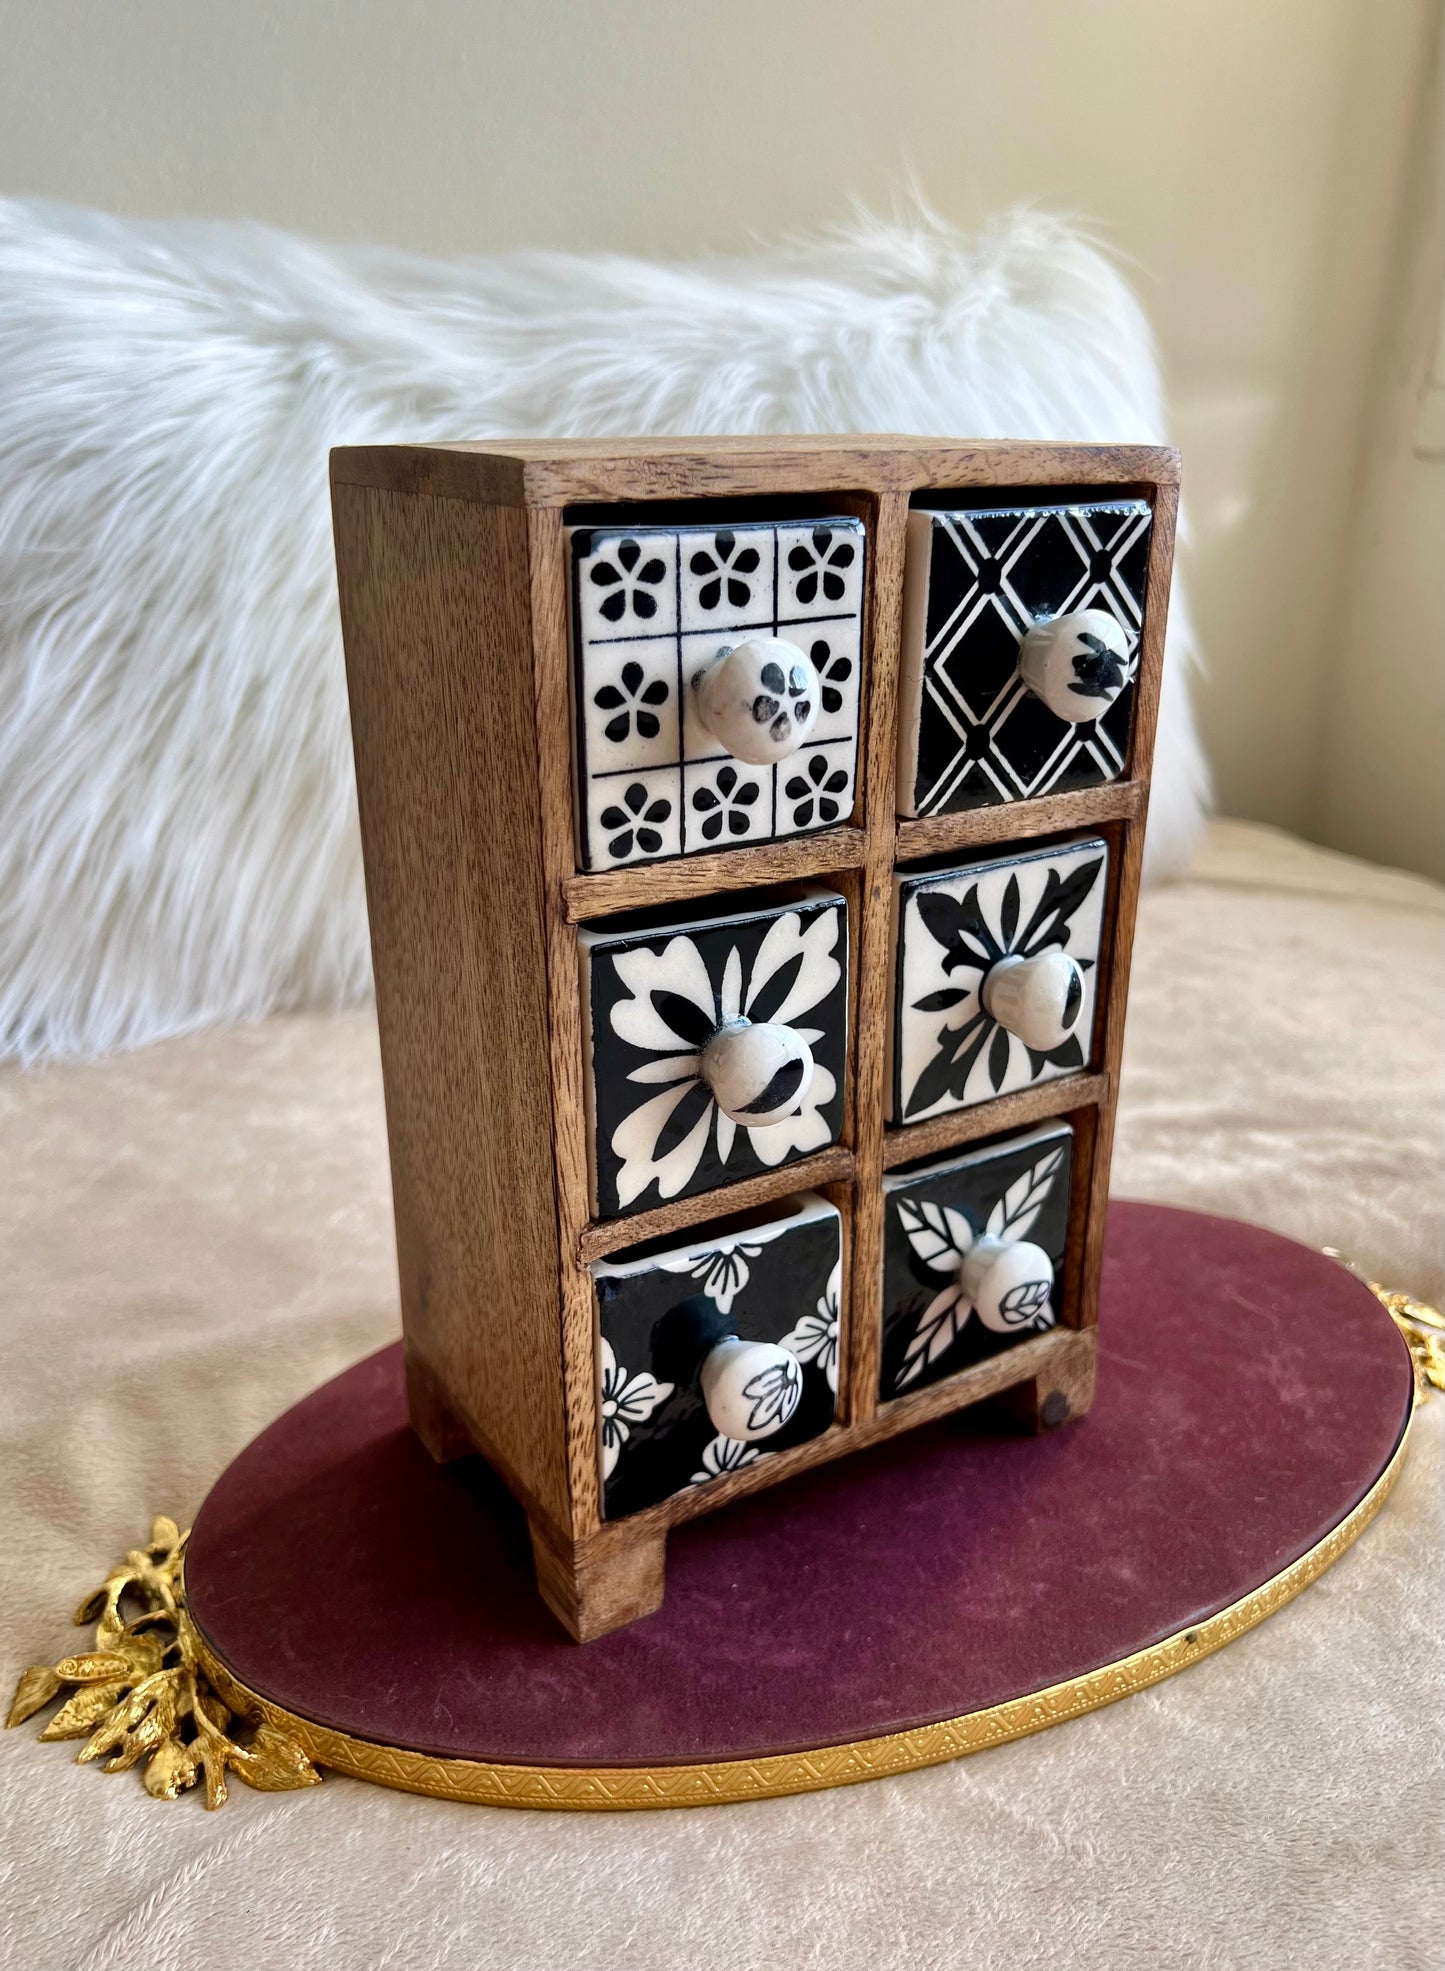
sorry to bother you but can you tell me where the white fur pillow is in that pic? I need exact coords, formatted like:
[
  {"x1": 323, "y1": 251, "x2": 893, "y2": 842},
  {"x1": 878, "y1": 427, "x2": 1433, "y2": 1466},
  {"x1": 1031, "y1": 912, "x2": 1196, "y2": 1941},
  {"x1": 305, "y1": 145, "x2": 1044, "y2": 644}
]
[{"x1": 0, "y1": 199, "x2": 1208, "y2": 1063}]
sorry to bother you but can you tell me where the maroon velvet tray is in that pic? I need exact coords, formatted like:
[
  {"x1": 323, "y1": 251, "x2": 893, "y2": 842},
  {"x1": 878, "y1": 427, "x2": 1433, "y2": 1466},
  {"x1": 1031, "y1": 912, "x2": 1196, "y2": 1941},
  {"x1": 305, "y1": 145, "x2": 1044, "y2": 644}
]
[{"x1": 186, "y1": 1205, "x2": 1412, "y2": 1802}]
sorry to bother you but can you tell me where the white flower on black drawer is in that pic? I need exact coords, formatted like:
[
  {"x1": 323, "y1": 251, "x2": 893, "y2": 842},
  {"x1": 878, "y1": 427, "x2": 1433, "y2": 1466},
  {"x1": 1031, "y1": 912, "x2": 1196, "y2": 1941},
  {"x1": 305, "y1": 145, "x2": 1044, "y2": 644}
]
[
  {"x1": 904, "y1": 853, "x2": 1102, "y2": 1118},
  {"x1": 688, "y1": 531, "x2": 761, "y2": 612},
  {"x1": 598, "y1": 1337, "x2": 674, "y2": 1478},
  {"x1": 787, "y1": 526, "x2": 856, "y2": 605},
  {"x1": 690, "y1": 1434, "x2": 761, "y2": 1485},
  {"x1": 781, "y1": 1254, "x2": 842, "y2": 1393},
  {"x1": 607, "y1": 908, "x2": 841, "y2": 1208},
  {"x1": 658, "y1": 1239, "x2": 763, "y2": 1317},
  {"x1": 892, "y1": 1147, "x2": 1063, "y2": 1390},
  {"x1": 589, "y1": 538, "x2": 668, "y2": 623},
  {"x1": 593, "y1": 660, "x2": 669, "y2": 744}
]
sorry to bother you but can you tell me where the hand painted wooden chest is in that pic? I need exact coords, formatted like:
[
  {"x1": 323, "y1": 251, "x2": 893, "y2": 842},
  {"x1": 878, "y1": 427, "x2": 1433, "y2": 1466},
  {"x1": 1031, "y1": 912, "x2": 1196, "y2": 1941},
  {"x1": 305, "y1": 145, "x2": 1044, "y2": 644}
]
[{"x1": 331, "y1": 436, "x2": 1178, "y2": 1639}]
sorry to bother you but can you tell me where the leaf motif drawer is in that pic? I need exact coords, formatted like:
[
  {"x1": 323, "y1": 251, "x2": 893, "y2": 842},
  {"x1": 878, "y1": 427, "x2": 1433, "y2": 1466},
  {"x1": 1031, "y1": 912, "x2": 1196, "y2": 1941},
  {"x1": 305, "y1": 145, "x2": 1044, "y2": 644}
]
[
  {"x1": 592, "y1": 1193, "x2": 842, "y2": 1519},
  {"x1": 881, "y1": 1121, "x2": 1072, "y2": 1401},
  {"x1": 896, "y1": 494, "x2": 1152, "y2": 817},
  {"x1": 567, "y1": 514, "x2": 866, "y2": 870},
  {"x1": 580, "y1": 884, "x2": 849, "y2": 1219},
  {"x1": 889, "y1": 836, "x2": 1107, "y2": 1124}
]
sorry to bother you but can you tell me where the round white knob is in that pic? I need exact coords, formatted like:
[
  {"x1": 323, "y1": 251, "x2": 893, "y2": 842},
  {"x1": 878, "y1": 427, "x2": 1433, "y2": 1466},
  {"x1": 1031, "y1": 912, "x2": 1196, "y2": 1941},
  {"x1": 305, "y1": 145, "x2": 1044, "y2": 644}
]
[
  {"x1": 693, "y1": 637, "x2": 820, "y2": 765},
  {"x1": 960, "y1": 1237, "x2": 1055, "y2": 1333},
  {"x1": 982, "y1": 950, "x2": 1085, "y2": 1052},
  {"x1": 1018, "y1": 609, "x2": 1130, "y2": 723},
  {"x1": 701, "y1": 1019, "x2": 814, "y2": 1125},
  {"x1": 699, "y1": 1336, "x2": 803, "y2": 1442}
]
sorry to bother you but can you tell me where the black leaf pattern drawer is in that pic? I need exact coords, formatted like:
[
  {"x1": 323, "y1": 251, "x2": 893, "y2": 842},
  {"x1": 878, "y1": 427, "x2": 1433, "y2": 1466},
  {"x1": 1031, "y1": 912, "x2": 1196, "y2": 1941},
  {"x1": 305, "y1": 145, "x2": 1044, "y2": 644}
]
[
  {"x1": 579, "y1": 884, "x2": 849, "y2": 1219},
  {"x1": 881, "y1": 1121, "x2": 1072, "y2": 1401},
  {"x1": 592, "y1": 1192, "x2": 842, "y2": 1519},
  {"x1": 896, "y1": 495, "x2": 1152, "y2": 817},
  {"x1": 889, "y1": 836, "x2": 1107, "y2": 1124},
  {"x1": 568, "y1": 515, "x2": 866, "y2": 870}
]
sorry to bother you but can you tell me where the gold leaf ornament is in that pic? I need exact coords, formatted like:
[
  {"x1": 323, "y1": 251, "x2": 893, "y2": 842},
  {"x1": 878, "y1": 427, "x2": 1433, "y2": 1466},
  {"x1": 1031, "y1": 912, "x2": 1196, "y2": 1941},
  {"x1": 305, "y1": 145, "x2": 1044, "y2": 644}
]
[{"x1": 6, "y1": 1516, "x2": 321, "y2": 1808}]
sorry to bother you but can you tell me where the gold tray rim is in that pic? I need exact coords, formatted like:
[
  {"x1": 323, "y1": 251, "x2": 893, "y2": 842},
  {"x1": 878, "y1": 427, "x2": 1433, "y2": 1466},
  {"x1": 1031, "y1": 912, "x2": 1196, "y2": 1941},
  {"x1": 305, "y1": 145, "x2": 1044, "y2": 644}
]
[{"x1": 192, "y1": 1405, "x2": 1413, "y2": 1812}]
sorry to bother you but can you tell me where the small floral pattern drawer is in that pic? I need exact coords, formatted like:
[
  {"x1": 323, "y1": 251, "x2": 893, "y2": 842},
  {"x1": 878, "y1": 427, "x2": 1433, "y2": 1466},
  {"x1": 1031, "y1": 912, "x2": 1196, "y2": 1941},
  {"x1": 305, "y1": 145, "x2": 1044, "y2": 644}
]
[
  {"x1": 593, "y1": 1193, "x2": 842, "y2": 1519},
  {"x1": 889, "y1": 836, "x2": 1107, "y2": 1124},
  {"x1": 881, "y1": 1121, "x2": 1072, "y2": 1400},
  {"x1": 896, "y1": 496, "x2": 1152, "y2": 817},
  {"x1": 580, "y1": 884, "x2": 849, "y2": 1218},
  {"x1": 568, "y1": 515, "x2": 866, "y2": 870}
]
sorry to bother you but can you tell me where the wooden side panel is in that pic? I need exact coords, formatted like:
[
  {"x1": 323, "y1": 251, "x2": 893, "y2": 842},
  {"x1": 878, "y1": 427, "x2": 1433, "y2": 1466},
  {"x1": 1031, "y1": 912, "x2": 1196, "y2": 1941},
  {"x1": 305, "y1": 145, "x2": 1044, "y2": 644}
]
[
  {"x1": 332, "y1": 482, "x2": 571, "y2": 1535},
  {"x1": 1074, "y1": 479, "x2": 1180, "y2": 1329}
]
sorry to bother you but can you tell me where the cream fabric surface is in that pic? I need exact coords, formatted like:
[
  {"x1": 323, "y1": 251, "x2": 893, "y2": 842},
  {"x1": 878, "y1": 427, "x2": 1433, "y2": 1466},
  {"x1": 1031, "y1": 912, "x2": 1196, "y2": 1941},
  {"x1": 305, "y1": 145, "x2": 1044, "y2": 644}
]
[{"x1": 2, "y1": 819, "x2": 1441, "y2": 1971}]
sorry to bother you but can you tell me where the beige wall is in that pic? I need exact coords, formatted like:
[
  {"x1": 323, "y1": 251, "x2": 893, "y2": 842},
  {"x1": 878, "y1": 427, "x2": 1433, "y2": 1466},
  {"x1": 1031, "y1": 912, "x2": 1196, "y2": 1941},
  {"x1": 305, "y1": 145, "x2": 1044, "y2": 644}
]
[{"x1": 2, "y1": 0, "x2": 1440, "y2": 873}]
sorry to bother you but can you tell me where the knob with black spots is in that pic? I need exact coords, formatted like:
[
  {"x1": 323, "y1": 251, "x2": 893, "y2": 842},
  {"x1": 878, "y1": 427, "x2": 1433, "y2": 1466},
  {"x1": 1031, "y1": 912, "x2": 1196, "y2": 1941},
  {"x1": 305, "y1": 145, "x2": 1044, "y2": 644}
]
[{"x1": 693, "y1": 636, "x2": 819, "y2": 765}]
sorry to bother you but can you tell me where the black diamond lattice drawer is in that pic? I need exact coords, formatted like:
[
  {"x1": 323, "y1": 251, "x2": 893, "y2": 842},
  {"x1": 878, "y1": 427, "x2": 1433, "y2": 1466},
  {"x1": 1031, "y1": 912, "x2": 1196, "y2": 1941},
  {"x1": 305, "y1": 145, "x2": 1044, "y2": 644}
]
[{"x1": 897, "y1": 495, "x2": 1152, "y2": 817}]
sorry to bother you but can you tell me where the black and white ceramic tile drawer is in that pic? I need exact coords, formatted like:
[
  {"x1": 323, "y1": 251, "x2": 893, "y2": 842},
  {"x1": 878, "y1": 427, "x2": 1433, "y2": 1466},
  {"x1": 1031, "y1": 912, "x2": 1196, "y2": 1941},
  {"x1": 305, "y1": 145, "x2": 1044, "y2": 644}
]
[
  {"x1": 880, "y1": 1120, "x2": 1072, "y2": 1401},
  {"x1": 568, "y1": 516, "x2": 866, "y2": 870},
  {"x1": 579, "y1": 884, "x2": 849, "y2": 1220},
  {"x1": 592, "y1": 1193, "x2": 842, "y2": 1519},
  {"x1": 889, "y1": 835, "x2": 1107, "y2": 1124},
  {"x1": 896, "y1": 495, "x2": 1152, "y2": 817}
]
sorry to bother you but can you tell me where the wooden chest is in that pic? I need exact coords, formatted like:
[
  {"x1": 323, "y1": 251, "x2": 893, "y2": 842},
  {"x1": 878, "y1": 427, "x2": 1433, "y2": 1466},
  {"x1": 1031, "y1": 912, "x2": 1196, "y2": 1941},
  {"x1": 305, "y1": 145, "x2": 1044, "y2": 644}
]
[{"x1": 331, "y1": 436, "x2": 1178, "y2": 1639}]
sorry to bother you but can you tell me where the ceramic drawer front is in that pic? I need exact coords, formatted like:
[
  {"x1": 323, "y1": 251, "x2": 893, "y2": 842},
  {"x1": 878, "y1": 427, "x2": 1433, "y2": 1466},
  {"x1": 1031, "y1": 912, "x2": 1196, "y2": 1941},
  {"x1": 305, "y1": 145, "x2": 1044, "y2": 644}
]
[
  {"x1": 580, "y1": 883, "x2": 849, "y2": 1220},
  {"x1": 593, "y1": 1192, "x2": 843, "y2": 1519},
  {"x1": 889, "y1": 835, "x2": 1107, "y2": 1125},
  {"x1": 881, "y1": 1120, "x2": 1072, "y2": 1401},
  {"x1": 896, "y1": 494, "x2": 1152, "y2": 818},
  {"x1": 568, "y1": 515, "x2": 866, "y2": 871}
]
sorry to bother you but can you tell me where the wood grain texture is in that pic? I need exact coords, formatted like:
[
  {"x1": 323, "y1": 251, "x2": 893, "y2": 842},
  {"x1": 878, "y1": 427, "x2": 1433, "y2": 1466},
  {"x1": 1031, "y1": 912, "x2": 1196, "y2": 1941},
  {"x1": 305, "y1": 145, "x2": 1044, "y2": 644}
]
[
  {"x1": 331, "y1": 438, "x2": 1180, "y2": 507},
  {"x1": 529, "y1": 1519, "x2": 668, "y2": 1642},
  {"x1": 1074, "y1": 481, "x2": 1180, "y2": 1333},
  {"x1": 576, "y1": 1146, "x2": 857, "y2": 1265},
  {"x1": 526, "y1": 504, "x2": 604, "y2": 1540},
  {"x1": 841, "y1": 489, "x2": 908, "y2": 1426},
  {"x1": 996, "y1": 1327, "x2": 1098, "y2": 1433},
  {"x1": 895, "y1": 781, "x2": 1143, "y2": 864},
  {"x1": 562, "y1": 827, "x2": 866, "y2": 923},
  {"x1": 880, "y1": 1073, "x2": 1110, "y2": 1172},
  {"x1": 333, "y1": 482, "x2": 572, "y2": 1535}
]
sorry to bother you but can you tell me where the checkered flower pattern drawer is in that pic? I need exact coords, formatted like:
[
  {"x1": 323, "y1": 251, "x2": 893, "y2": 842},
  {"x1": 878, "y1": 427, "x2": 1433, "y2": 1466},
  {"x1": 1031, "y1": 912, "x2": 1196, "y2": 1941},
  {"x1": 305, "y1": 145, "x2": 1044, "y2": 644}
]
[{"x1": 568, "y1": 516, "x2": 865, "y2": 870}]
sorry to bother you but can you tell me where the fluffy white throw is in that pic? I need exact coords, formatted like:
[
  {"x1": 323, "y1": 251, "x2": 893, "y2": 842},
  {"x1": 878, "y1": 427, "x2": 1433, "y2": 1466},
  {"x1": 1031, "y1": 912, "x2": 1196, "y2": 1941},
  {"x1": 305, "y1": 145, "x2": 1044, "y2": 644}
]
[{"x1": 0, "y1": 199, "x2": 1207, "y2": 1063}]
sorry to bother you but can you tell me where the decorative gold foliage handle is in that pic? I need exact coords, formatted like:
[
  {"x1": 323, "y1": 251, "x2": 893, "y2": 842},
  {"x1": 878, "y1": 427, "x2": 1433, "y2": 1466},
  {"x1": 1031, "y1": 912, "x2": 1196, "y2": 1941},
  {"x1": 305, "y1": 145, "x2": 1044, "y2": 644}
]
[
  {"x1": 1322, "y1": 1250, "x2": 1445, "y2": 1400},
  {"x1": 6, "y1": 1515, "x2": 321, "y2": 1808}
]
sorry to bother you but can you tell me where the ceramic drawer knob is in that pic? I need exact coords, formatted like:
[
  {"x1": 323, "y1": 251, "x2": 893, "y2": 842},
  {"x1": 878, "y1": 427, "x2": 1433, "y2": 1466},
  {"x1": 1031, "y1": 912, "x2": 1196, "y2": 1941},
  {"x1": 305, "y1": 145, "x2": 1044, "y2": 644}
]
[
  {"x1": 982, "y1": 950, "x2": 1085, "y2": 1052},
  {"x1": 699, "y1": 1336, "x2": 803, "y2": 1443},
  {"x1": 1018, "y1": 609, "x2": 1130, "y2": 723},
  {"x1": 693, "y1": 637, "x2": 820, "y2": 765},
  {"x1": 701, "y1": 1019, "x2": 815, "y2": 1126},
  {"x1": 959, "y1": 1237, "x2": 1055, "y2": 1333}
]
